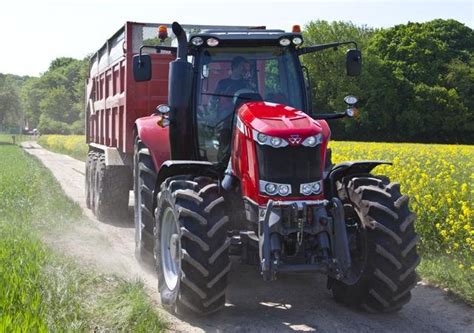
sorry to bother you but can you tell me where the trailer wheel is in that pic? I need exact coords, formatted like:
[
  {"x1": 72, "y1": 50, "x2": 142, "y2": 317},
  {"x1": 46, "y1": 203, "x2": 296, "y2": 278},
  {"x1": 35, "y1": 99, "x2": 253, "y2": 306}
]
[
  {"x1": 155, "y1": 176, "x2": 230, "y2": 316},
  {"x1": 93, "y1": 153, "x2": 129, "y2": 221},
  {"x1": 330, "y1": 175, "x2": 420, "y2": 312},
  {"x1": 134, "y1": 138, "x2": 157, "y2": 261}
]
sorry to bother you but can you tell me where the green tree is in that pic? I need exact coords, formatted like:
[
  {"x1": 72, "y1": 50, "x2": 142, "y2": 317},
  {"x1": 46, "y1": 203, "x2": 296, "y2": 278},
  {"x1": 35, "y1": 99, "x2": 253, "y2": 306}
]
[
  {"x1": 19, "y1": 57, "x2": 88, "y2": 134},
  {"x1": 301, "y1": 20, "x2": 374, "y2": 138},
  {"x1": 0, "y1": 74, "x2": 22, "y2": 131},
  {"x1": 367, "y1": 19, "x2": 473, "y2": 143},
  {"x1": 302, "y1": 19, "x2": 473, "y2": 143}
]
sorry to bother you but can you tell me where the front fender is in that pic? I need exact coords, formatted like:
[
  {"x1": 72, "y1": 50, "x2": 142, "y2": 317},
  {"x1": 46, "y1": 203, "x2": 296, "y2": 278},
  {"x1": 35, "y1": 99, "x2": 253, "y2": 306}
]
[
  {"x1": 152, "y1": 160, "x2": 219, "y2": 210},
  {"x1": 135, "y1": 116, "x2": 170, "y2": 171},
  {"x1": 324, "y1": 160, "x2": 392, "y2": 198}
]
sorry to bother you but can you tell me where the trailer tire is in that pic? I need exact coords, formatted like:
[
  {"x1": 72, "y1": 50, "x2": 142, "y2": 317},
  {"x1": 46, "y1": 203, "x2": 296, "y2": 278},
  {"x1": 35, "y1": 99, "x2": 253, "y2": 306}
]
[
  {"x1": 330, "y1": 175, "x2": 420, "y2": 313},
  {"x1": 155, "y1": 176, "x2": 230, "y2": 316},
  {"x1": 93, "y1": 153, "x2": 129, "y2": 221},
  {"x1": 134, "y1": 138, "x2": 157, "y2": 262}
]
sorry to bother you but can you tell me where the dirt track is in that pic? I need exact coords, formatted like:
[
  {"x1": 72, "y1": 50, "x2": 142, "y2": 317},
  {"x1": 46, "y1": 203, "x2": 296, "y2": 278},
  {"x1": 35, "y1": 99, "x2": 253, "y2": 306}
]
[{"x1": 22, "y1": 141, "x2": 473, "y2": 332}]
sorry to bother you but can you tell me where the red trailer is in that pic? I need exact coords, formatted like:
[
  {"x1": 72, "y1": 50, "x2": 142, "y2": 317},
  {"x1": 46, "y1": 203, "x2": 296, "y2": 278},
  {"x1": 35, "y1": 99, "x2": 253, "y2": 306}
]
[{"x1": 85, "y1": 22, "x2": 254, "y2": 219}]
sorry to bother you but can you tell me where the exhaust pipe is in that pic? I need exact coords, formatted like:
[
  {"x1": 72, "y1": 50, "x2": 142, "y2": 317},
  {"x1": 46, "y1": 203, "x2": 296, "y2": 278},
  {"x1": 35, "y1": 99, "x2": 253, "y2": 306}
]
[
  {"x1": 172, "y1": 21, "x2": 188, "y2": 61},
  {"x1": 168, "y1": 22, "x2": 195, "y2": 160}
]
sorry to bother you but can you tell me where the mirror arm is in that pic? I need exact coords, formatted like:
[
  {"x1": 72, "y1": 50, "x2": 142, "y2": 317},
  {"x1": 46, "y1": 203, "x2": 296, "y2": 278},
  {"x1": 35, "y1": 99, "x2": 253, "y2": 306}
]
[{"x1": 297, "y1": 41, "x2": 358, "y2": 56}]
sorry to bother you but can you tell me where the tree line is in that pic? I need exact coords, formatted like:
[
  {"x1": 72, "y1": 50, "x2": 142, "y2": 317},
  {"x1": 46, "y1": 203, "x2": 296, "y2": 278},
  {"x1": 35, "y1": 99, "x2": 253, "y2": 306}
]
[
  {"x1": 0, "y1": 19, "x2": 472, "y2": 143},
  {"x1": 0, "y1": 57, "x2": 88, "y2": 135},
  {"x1": 302, "y1": 19, "x2": 473, "y2": 143}
]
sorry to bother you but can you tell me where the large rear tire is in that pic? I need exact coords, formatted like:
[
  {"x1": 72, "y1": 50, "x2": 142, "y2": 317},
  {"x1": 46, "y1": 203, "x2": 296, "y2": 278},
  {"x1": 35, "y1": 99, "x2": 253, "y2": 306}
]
[
  {"x1": 155, "y1": 177, "x2": 231, "y2": 315},
  {"x1": 93, "y1": 153, "x2": 130, "y2": 221},
  {"x1": 134, "y1": 138, "x2": 157, "y2": 261},
  {"x1": 330, "y1": 175, "x2": 420, "y2": 312}
]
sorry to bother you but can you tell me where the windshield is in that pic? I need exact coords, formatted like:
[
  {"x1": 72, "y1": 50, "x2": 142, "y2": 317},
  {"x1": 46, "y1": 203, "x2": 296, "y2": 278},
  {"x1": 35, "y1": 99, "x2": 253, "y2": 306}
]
[{"x1": 196, "y1": 46, "x2": 304, "y2": 164}]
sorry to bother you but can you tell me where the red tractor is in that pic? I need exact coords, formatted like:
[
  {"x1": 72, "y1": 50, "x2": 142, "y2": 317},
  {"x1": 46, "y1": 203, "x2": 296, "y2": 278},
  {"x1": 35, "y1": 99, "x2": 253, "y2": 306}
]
[{"x1": 86, "y1": 21, "x2": 419, "y2": 316}]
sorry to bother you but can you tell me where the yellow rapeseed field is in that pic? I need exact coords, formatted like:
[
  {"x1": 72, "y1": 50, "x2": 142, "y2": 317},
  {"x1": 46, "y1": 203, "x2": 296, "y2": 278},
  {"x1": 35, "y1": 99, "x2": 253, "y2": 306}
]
[
  {"x1": 39, "y1": 135, "x2": 473, "y2": 269},
  {"x1": 38, "y1": 135, "x2": 88, "y2": 161},
  {"x1": 331, "y1": 141, "x2": 473, "y2": 270}
]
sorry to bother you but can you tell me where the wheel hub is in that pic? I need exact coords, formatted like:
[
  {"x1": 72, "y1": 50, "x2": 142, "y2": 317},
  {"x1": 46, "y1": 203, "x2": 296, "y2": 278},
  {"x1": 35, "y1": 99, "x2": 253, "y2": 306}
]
[
  {"x1": 161, "y1": 207, "x2": 181, "y2": 291},
  {"x1": 170, "y1": 233, "x2": 180, "y2": 261}
]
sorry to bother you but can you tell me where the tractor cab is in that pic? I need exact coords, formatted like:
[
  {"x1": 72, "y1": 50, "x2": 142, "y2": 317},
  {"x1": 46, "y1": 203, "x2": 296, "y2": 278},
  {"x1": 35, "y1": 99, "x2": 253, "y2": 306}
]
[{"x1": 190, "y1": 31, "x2": 308, "y2": 165}]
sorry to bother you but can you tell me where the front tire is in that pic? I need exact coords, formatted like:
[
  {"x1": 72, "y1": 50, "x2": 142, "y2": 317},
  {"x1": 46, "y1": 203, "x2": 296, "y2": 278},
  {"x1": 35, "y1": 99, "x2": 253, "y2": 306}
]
[
  {"x1": 331, "y1": 175, "x2": 420, "y2": 312},
  {"x1": 134, "y1": 138, "x2": 157, "y2": 261},
  {"x1": 155, "y1": 177, "x2": 231, "y2": 315}
]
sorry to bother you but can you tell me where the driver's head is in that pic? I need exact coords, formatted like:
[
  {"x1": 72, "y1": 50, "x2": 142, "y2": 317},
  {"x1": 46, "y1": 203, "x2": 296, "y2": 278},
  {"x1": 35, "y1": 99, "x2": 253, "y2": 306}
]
[{"x1": 230, "y1": 56, "x2": 249, "y2": 78}]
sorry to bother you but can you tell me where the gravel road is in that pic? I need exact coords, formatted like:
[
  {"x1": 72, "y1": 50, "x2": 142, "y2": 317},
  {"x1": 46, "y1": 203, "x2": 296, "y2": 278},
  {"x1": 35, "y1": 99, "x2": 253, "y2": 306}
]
[{"x1": 21, "y1": 141, "x2": 473, "y2": 333}]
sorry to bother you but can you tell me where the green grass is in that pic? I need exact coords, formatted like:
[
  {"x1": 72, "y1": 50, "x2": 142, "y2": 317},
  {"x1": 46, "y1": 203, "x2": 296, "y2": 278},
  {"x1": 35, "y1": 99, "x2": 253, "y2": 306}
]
[
  {"x1": 418, "y1": 256, "x2": 474, "y2": 306},
  {"x1": 0, "y1": 137, "x2": 167, "y2": 331}
]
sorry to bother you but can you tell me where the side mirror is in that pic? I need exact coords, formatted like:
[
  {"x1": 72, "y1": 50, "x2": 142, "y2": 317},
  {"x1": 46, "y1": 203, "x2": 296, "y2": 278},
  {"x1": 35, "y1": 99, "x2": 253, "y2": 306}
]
[
  {"x1": 346, "y1": 49, "x2": 362, "y2": 76},
  {"x1": 133, "y1": 54, "x2": 152, "y2": 82}
]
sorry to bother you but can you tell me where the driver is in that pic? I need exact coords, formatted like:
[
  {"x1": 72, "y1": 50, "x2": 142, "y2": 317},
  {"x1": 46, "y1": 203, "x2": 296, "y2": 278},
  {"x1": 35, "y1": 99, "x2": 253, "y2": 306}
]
[
  {"x1": 215, "y1": 56, "x2": 252, "y2": 97},
  {"x1": 209, "y1": 56, "x2": 252, "y2": 165}
]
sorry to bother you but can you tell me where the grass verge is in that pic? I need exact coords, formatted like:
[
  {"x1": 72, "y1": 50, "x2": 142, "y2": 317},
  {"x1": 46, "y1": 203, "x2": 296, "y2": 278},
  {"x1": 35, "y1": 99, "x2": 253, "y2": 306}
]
[
  {"x1": 418, "y1": 256, "x2": 474, "y2": 306},
  {"x1": 0, "y1": 138, "x2": 167, "y2": 331}
]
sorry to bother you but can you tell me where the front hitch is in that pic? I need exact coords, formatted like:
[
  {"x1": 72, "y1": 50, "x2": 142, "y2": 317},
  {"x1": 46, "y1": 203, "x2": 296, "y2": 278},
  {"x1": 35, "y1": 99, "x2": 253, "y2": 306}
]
[{"x1": 258, "y1": 199, "x2": 334, "y2": 281}]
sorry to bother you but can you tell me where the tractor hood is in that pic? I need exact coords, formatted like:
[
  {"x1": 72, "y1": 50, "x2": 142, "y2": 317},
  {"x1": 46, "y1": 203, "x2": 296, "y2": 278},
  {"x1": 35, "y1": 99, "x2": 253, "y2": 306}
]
[{"x1": 237, "y1": 101, "x2": 330, "y2": 142}]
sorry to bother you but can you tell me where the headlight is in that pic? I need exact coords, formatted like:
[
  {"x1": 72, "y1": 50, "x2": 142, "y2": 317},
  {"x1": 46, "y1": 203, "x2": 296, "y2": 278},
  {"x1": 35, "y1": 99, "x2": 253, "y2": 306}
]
[
  {"x1": 191, "y1": 37, "x2": 204, "y2": 46},
  {"x1": 257, "y1": 133, "x2": 268, "y2": 144},
  {"x1": 302, "y1": 134, "x2": 322, "y2": 147},
  {"x1": 260, "y1": 180, "x2": 292, "y2": 196},
  {"x1": 279, "y1": 38, "x2": 291, "y2": 46},
  {"x1": 253, "y1": 130, "x2": 288, "y2": 148},
  {"x1": 270, "y1": 137, "x2": 282, "y2": 147},
  {"x1": 292, "y1": 37, "x2": 303, "y2": 45},
  {"x1": 301, "y1": 183, "x2": 312, "y2": 195},
  {"x1": 207, "y1": 38, "x2": 219, "y2": 47},
  {"x1": 278, "y1": 184, "x2": 290, "y2": 196},
  {"x1": 300, "y1": 181, "x2": 322, "y2": 195},
  {"x1": 265, "y1": 182, "x2": 277, "y2": 195}
]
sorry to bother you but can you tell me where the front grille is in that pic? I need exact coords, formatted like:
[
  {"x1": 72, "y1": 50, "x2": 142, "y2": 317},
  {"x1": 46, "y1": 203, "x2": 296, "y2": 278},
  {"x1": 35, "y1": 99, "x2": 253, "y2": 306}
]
[{"x1": 256, "y1": 144, "x2": 322, "y2": 196}]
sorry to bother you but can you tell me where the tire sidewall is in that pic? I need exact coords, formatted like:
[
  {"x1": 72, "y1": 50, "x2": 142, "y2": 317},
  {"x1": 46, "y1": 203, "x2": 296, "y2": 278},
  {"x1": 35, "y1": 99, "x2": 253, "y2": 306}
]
[
  {"x1": 155, "y1": 188, "x2": 181, "y2": 308},
  {"x1": 133, "y1": 139, "x2": 144, "y2": 253}
]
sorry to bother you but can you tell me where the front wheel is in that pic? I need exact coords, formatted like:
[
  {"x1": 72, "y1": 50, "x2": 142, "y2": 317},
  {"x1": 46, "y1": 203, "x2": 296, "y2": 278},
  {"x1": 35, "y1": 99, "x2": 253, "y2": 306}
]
[
  {"x1": 330, "y1": 175, "x2": 420, "y2": 312},
  {"x1": 133, "y1": 137, "x2": 156, "y2": 261},
  {"x1": 155, "y1": 176, "x2": 231, "y2": 315}
]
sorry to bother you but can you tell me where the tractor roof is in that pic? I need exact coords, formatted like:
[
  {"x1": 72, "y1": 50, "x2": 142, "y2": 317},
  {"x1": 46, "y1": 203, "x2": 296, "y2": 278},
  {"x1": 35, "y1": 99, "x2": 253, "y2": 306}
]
[{"x1": 189, "y1": 29, "x2": 303, "y2": 47}]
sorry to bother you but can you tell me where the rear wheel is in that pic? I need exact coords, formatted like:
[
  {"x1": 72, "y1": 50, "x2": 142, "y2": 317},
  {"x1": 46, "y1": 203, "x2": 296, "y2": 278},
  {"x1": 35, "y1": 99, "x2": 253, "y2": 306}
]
[
  {"x1": 330, "y1": 175, "x2": 420, "y2": 312},
  {"x1": 155, "y1": 176, "x2": 230, "y2": 315},
  {"x1": 93, "y1": 153, "x2": 130, "y2": 221},
  {"x1": 134, "y1": 138, "x2": 157, "y2": 261}
]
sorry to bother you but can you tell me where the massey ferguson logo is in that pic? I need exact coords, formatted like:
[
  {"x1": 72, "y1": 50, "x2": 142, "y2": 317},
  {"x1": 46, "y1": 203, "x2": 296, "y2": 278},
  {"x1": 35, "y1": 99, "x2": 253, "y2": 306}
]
[{"x1": 288, "y1": 135, "x2": 302, "y2": 145}]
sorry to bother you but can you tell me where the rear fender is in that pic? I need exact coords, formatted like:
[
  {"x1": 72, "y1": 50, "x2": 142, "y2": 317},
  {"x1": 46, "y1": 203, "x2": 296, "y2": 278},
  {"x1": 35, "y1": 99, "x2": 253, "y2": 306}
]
[
  {"x1": 324, "y1": 160, "x2": 391, "y2": 198},
  {"x1": 152, "y1": 160, "x2": 219, "y2": 209}
]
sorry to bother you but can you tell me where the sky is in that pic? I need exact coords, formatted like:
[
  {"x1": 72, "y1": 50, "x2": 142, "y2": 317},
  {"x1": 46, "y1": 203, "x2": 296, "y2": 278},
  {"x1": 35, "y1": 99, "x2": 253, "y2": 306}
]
[{"x1": 0, "y1": 0, "x2": 472, "y2": 76}]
